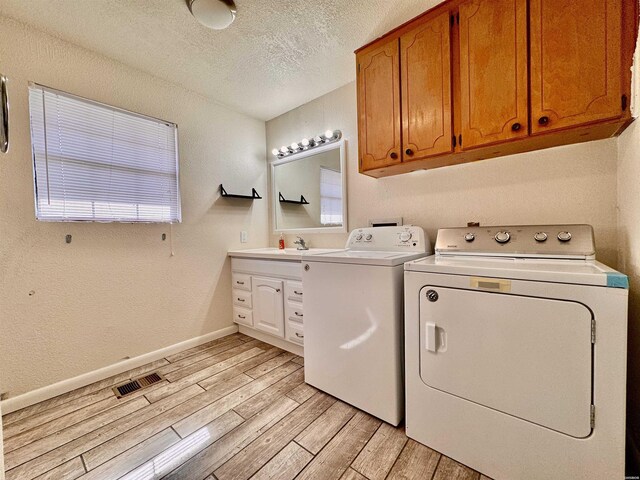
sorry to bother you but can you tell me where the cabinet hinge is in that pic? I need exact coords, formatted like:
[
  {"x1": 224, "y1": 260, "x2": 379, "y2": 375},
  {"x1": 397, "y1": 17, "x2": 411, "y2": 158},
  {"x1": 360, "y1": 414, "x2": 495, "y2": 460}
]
[
  {"x1": 590, "y1": 404, "x2": 595, "y2": 429},
  {"x1": 591, "y1": 318, "x2": 596, "y2": 343},
  {"x1": 452, "y1": 135, "x2": 457, "y2": 148},
  {"x1": 622, "y1": 94, "x2": 628, "y2": 111},
  {"x1": 450, "y1": 15, "x2": 454, "y2": 27},
  {"x1": 458, "y1": 134, "x2": 462, "y2": 147}
]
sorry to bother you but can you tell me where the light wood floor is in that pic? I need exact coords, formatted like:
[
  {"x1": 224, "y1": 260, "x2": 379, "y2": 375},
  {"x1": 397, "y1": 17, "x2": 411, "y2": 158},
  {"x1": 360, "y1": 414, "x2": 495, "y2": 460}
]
[{"x1": 2, "y1": 333, "x2": 490, "y2": 480}]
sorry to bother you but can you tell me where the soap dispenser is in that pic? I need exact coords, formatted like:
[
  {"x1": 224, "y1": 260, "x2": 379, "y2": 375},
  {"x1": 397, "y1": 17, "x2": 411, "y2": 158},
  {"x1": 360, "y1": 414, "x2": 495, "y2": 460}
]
[{"x1": 278, "y1": 233, "x2": 285, "y2": 250}]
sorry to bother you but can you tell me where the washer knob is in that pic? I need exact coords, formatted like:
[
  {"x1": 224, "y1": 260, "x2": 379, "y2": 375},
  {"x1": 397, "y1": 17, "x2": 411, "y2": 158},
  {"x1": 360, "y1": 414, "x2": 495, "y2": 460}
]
[
  {"x1": 534, "y1": 232, "x2": 548, "y2": 242},
  {"x1": 557, "y1": 231, "x2": 572, "y2": 242},
  {"x1": 464, "y1": 233, "x2": 475, "y2": 242},
  {"x1": 355, "y1": 234, "x2": 363, "y2": 241},
  {"x1": 495, "y1": 231, "x2": 511, "y2": 244},
  {"x1": 399, "y1": 232, "x2": 412, "y2": 242},
  {"x1": 365, "y1": 234, "x2": 373, "y2": 241}
]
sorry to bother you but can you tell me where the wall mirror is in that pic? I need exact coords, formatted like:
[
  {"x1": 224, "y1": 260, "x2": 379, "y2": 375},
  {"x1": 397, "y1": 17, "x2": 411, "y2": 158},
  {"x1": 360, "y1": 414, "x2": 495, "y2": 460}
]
[{"x1": 271, "y1": 139, "x2": 347, "y2": 233}]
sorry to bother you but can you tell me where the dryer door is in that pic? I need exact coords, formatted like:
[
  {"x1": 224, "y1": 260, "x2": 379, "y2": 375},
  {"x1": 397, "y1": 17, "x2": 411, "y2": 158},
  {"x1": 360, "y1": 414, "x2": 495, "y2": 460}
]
[{"x1": 419, "y1": 285, "x2": 593, "y2": 438}]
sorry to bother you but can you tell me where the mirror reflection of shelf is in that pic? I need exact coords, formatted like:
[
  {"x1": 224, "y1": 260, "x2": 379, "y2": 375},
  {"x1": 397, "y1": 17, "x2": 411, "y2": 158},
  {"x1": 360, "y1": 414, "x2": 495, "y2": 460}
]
[
  {"x1": 220, "y1": 184, "x2": 262, "y2": 200},
  {"x1": 279, "y1": 192, "x2": 309, "y2": 205}
]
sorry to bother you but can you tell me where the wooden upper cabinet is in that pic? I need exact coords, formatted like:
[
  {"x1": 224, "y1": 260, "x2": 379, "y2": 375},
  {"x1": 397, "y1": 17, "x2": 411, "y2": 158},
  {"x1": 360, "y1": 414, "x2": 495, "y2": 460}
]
[
  {"x1": 530, "y1": 0, "x2": 623, "y2": 134},
  {"x1": 401, "y1": 12, "x2": 453, "y2": 161},
  {"x1": 357, "y1": 38, "x2": 402, "y2": 171},
  {"x1": 458, "y1": 0, "x2": 528, "y2": 149}
]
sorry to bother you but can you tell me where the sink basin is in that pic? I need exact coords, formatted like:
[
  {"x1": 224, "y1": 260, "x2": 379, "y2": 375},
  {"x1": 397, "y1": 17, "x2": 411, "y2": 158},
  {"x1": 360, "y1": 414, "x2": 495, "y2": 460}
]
[{"x1": 228, "y1": 247, "x2": 343, "y2": 260}]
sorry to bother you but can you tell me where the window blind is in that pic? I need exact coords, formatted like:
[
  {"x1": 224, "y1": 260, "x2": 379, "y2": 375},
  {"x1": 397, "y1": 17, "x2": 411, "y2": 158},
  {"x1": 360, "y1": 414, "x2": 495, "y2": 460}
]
[
  {"x1": 320, "y1": 167, "x2": 343, "y2": 226},
  {"x1": 28, "y1": 84, "x2": 181, "y2": 222}
]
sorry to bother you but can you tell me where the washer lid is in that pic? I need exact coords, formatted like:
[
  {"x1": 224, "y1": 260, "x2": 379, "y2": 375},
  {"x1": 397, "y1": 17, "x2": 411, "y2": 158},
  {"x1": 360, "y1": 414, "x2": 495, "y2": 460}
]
[
  {"x1": 304, "y1": 250, "x2": 429, "y2": 266},
  {"x1": 405, "y1": 255, "x2": 628, "y2": 288}
]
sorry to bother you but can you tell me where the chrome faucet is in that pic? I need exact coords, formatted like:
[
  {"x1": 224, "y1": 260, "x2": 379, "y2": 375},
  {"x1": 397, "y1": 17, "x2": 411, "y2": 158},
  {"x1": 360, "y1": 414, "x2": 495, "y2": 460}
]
[{"x1": 294, "y1": 236, "x2": 309, "y2": 250}]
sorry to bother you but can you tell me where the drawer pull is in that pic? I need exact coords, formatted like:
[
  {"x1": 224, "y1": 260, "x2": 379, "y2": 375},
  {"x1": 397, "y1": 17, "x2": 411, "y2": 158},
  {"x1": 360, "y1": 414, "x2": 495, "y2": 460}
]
[
  {"x1": 295, "y1": 312, "x2": 303, "y2": 317},
  {"x1": 237, "y1": 298, "x2": 245, "y2": 302},
  {"x1": 236, "y1": 281, "x2": 245, "y2": 285},
  {"x1": 295, "y1": 332, "x2": 304, "y2": 338},
  {"x1": 294, "y1": 290, "x2": 303, "y2": 295},
  {"x1": 238, "y1": 314, "x2": 246, "y2": 319},
  {"x1": 276, "y1": 288, "x2": 281, "y2": 292}
]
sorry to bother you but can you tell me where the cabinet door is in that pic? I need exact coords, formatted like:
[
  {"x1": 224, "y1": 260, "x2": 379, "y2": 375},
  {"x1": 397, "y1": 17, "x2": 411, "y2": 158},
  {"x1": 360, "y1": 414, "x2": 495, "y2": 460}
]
[
  {"x1": 253, "y1": 277, "x2": 285, "y2": 338},
  {"x1": 357, "y1": 38, "x2": 402, "y2": 171},
  {"x1": 530, "y1": 0, "x2": 623, "y2": 134},
  {"x1": 400, "y1": 12, "x2": 453, "y2": 161},
  {"x1": 458, "y1": 0, "x2": 528, "y2": 148}
]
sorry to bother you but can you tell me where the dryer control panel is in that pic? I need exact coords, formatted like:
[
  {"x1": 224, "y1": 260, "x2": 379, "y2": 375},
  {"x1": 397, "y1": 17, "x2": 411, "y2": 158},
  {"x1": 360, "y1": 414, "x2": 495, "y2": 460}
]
[
  {"x1": 346, "y1": 226, "x2": 431, "y2": 253},
  {"x1": 435, "y1": 224, "x2": 595, "y2": 259}
]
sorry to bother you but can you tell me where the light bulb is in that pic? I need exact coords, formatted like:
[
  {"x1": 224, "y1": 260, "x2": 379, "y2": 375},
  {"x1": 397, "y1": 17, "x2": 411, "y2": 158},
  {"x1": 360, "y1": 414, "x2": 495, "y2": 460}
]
[
  {"x1": 280, "y1": 146, "x2": 288, "y2": 154},
  {"x1": 290, "y1": 142, "x2": 299, "y2": 151},
  {"x1": 271, "y1": 148, "x2": 280, "y2": 156},
  {"x1": 301, "y1": 138, "x2": 310, "y2": 147},
  {"x1": 325, "y1": 130, "x2": 334, "y2": 140}
]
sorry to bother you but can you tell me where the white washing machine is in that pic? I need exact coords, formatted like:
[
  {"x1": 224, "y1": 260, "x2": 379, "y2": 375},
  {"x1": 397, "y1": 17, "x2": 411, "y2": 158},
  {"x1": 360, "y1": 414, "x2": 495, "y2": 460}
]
[
  {"x1": 404, "y1": 224, "x2": 629, "y2": 480},
  {"x1": 303, "y1": 226, "x2": 431, "y2": 426}
]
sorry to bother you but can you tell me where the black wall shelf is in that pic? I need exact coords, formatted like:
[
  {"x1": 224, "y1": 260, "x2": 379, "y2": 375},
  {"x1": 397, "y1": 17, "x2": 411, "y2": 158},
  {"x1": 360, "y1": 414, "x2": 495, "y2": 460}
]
[
  {"x1": 279, "y1": 192, "x2": 309, "y2": 205},
  {"x1": 220, "y1": 184, "x2": 262, "y2": 200}
]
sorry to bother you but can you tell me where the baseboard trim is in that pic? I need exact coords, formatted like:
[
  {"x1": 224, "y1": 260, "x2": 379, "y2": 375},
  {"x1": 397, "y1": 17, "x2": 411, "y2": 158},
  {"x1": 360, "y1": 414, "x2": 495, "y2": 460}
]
[
  {"x1": 238, "y1": 325, "x2": 304, "y2": 357},
  {"x1": 1, "y1": 325, "x2": 238, "y2": 414}
]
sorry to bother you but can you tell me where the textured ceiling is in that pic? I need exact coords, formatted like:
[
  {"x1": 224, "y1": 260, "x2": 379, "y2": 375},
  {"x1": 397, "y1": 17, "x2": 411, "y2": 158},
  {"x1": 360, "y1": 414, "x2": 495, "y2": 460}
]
[{"x1": 0, "y1": 0, "x2": 442, "y2": 120}]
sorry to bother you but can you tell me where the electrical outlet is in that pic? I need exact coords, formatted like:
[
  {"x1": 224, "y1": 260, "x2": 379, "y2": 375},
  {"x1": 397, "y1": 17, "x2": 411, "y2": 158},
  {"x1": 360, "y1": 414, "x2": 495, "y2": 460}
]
[{"x1": 240, "y1": 231, "x2": 248, "y2": 243}]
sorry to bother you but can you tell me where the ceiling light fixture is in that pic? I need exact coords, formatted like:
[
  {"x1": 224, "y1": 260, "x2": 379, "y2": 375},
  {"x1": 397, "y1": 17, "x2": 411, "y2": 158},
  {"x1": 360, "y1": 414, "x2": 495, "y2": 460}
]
[
  {"x1": 188, "y1": 0, "x2": 237, "y2": 30},
  {"x1": 272, "y1": 130, "x2": 342, "y2": 158}
]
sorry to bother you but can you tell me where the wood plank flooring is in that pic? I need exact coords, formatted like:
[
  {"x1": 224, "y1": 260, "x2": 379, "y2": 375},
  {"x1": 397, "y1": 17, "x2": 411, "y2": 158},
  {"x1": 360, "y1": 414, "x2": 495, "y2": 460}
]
[{"x1": 2, "y1": 332, "x2": 489, "y2": 480}]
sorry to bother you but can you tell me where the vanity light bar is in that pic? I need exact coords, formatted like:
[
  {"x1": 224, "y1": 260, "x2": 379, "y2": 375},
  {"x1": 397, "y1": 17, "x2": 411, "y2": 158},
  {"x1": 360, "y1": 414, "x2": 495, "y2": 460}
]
[{"x1": 271, "y1": 130, "x2": 342, "y2": 158}]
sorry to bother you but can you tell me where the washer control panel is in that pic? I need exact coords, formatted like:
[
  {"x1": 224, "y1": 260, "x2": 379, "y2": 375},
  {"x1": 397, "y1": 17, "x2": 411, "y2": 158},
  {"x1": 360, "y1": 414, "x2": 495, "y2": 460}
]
[
  {"x1": 346, "y1": 226, "x2": 430, "y2": 252},
  {"x1": 435, "y1": 224, "x2": 595, "y2": 259}
]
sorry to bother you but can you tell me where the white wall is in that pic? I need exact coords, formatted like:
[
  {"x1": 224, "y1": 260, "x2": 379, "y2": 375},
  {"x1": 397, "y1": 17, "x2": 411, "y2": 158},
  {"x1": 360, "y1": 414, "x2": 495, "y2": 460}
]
[
  {"x1": 266, "y1": 82, "x2": 619, "y2": 268},
  {"x1": 0, "y1": 15, "x2": 268, "y2": 399},
  {"x1": 617, "y1": 120, "x2": 640, "y2": 437}
]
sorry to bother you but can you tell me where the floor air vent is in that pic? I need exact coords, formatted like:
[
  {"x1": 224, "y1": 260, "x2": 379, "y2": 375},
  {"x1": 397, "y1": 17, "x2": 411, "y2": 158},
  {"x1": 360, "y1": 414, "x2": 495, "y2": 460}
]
[{"x1": 113, "y1": 372, "x2": 164, "y2": 398}]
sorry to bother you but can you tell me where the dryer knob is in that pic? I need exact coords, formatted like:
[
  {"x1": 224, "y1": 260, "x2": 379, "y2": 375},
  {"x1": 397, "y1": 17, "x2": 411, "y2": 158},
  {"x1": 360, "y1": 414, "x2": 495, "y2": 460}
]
[
  {"x1": 426, "y1": 290, "x2": 439, "y2": 302},
  {"x1": 464, "y1": 233, "x2": 475, "y2": 242},
  {"x1": 365, "y1": 234, "x2": 373, "y2": 241},
  {"x1": 355, "y1": 234, "x2": 363, "y2": 241},
  {"x1": 400, "y1": 232, "x2": 412, "y2": 242},
  {"x1": 557, "y1": 231, "x2": 572, "y2": 242},
  {"x1": 495, "y1": 231, "x2": 511, "y2": 244},
  {"x1": 534, "y1": 232, "x2": 548, "y2": 242}
]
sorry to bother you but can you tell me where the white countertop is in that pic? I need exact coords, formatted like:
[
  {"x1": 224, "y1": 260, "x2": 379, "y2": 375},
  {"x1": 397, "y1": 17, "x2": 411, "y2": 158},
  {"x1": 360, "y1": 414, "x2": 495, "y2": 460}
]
[{"x1": 228, "y1": 247, "x2": 343, "y2": 261}]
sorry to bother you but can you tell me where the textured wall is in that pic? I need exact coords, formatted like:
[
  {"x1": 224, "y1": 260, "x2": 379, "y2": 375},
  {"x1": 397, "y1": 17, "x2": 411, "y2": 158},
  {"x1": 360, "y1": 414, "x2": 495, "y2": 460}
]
[
  {"x1": 618, "y1": 121, "x2": 640, "y2": 436},
  {"x1": 0, "y1": 16, "x2": 268, "y2": 398},
  {"x1": 266, "y1": 82, "x2": 619, "y2": 268}
]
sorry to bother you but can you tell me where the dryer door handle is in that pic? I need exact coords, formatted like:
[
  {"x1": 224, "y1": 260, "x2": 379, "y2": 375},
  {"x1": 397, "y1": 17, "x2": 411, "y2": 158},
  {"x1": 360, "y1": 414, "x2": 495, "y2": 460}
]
[{"x1": 426, "y1": 322, "x2": 437, "y2": 352}]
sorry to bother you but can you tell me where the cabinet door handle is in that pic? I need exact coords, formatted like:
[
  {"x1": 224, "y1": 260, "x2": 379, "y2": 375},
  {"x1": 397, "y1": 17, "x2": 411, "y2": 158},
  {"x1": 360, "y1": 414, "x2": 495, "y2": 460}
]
[
  {"x1": 511, "y1": 122, "x2": 521, "y2": 132},
  {"x1": 0, "y1": 75, "x2": 7, "y2": 154},
  {"x1": 276, "y1": 288, "x2": 281, "y2": 292},
  {"x1": 294, "y1": 290, "x2": 303, "y2": 295},
  {"x1": 295, "y1": 312, "x2": 303, "y2": 317},
  {"x1": 237, "y1": 298, "x2": 245, "y2": 302},
  {"x1": 238, "y1": 315, "x2": 246, "y2": 319},
  {"x1": 236, "y1": 281, "x2": 245, "y2": 285},
  {"x1": 405, "y1": 148, "x2": 413, "y2": 156},
  {"x1": 295, "y1": 333, "x2": 304, "y2": 338},
  {"x1": 390, "y1": 152, "x2": 398, "y2": 159},
  {"x1": 538, "y1": 116, "x2": 549, "y2": 126}
]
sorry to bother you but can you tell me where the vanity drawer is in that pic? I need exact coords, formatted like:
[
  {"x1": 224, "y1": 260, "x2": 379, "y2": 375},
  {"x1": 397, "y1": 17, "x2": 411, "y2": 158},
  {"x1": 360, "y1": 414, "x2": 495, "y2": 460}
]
[
  {"x1": 286, "y1": 320, "x2": 304, "y2": 345},
  {"x1": 233, "y1": 306, "x2": 253, "y2": 327},
  {"x1": 286, "y1": 300, "x2": 304, "y2": 324},
  {"x1": 232, "y1": 273, "x2": 251, "y2": 291},
  {"x1": 285, "y1": 281, "x2": 304, "y2": 302},
  {"x1": 233, "y1": 289, "x2": 252, "y2": 308}
]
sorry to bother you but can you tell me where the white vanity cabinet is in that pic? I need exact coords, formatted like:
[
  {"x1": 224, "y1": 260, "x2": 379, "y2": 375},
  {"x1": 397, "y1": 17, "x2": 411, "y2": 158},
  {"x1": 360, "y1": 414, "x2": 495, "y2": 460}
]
[{"x1": 229, "y1": 254, "x2": 307, "y2": 355}]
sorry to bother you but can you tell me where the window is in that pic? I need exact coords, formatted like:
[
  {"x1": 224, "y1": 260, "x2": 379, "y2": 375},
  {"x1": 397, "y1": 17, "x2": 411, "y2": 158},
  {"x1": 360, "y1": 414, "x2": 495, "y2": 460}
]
[
  {"x1": 320, "y1": 167, "x2": 343, "y2": 226},
  {"x1": 28, "y1": 84, "x2": 181, "y2": 222}
]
